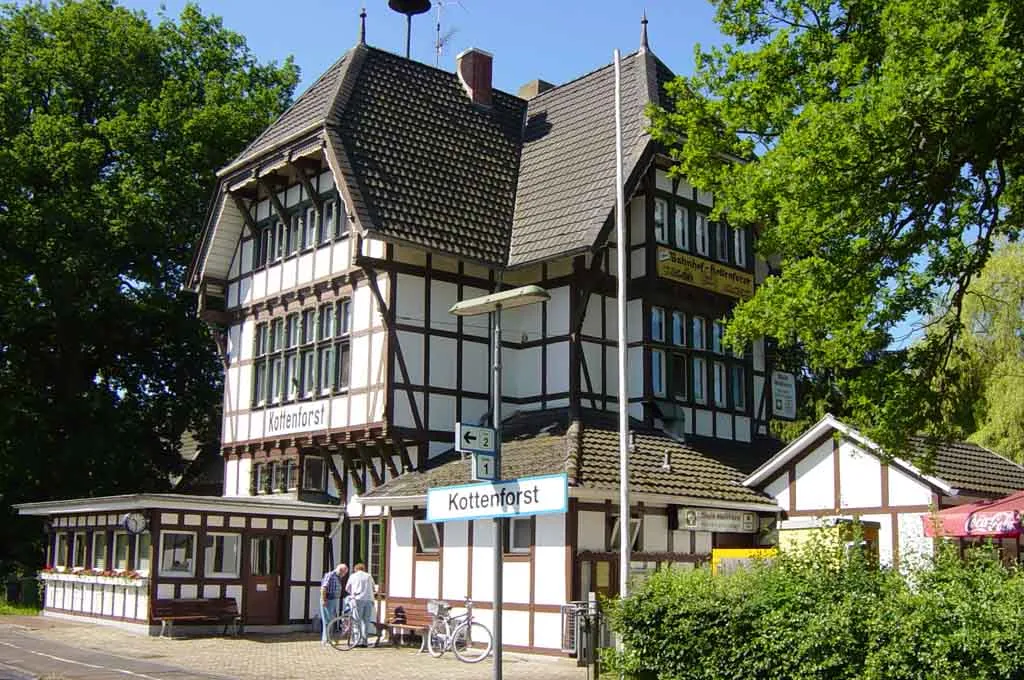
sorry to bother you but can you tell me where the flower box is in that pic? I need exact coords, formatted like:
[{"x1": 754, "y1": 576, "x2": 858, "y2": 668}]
[{"x1": 39, "y1": 572, "x2": 149, "y2": 588}]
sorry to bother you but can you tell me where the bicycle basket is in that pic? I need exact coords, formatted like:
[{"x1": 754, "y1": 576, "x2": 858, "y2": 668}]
[{"x1": 427, "y1": 600, "x2": 449, "y2": 616}]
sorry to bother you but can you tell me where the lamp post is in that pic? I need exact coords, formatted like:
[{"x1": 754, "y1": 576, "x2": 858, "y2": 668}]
[{"x1": 449, "y1": 283, "x2": 550, "y2": 680}]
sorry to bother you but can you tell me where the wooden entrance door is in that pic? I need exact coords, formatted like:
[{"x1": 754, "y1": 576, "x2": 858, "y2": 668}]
[{"x1": 245, "y1": 535, "x2": 282, "y2": 625}]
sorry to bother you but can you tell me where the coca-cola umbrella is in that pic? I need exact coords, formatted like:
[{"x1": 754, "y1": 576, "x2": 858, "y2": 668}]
[{"x1": 921, "y1": 489, "x2": 1024, "y2": 538}]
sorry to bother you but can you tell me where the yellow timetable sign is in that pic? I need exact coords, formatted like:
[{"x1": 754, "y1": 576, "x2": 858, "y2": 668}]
[{"x1": 656, "y1": 247, "x2": 754, "y2": 299}]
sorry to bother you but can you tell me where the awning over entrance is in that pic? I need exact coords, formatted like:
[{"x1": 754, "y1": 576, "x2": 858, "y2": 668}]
[{"x1": 921, "y1": 490, "x2": 1024, "y2": 538}]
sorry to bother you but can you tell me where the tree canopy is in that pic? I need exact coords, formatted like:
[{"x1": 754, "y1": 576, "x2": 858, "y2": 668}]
[
  {"x1": 650, "y1": 0, "x2": 1024, "y2": 452},
  {"x1": 0, "y1": 0, "x2": 298, "y2": 573}
]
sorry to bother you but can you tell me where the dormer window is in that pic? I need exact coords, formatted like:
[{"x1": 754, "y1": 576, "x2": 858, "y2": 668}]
[
  {"x1": 654, "y1": 198, "x2": 668, "y2": 244},
  {"x1": 696, "y1": 214, "x2": 709, "y2": 256},
  {"x1": 674, "y1": 205, "x2": 689, "y2": 251}
]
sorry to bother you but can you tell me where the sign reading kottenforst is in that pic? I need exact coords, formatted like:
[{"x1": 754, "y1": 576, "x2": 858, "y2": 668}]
[{"x1": 426, "y1": 473, "x2": 568, "y2": 523}]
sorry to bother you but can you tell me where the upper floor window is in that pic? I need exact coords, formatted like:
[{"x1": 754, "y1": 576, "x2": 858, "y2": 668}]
[
  {"x1": 713, "y1": 361, "x2": 728, "y2": 407},
  {"x1": 732, "y1": 365, "x2": 747, "y2": 410},
  {"x1": 508, "y1": 518, "x2": 532, "y2": 554},
  {"x1": 693, "y1": 357, "x2": 707, "y2": 404},
  {"x1": 734, "y1": 228, "x2": 747, "y2": 268},
  {"x1": 651, "y1": 307, "x2": 665, "y2": 342},
  {"x1": 692, "y1": 316, "x2": 706, "y2": 350},
  {"x1": 651, "y1": 349, "x2": 666, "y2": 398},
  {"x1": 654, "y1": 198, "x2": 668, "y2": 244},
  {"x1": 414, "y1": 521, "x2": 441, "y2": 554},
  {"x1": 304, "y1": 456, "x2": 327, "y2": 491},
  {"x1": 73, "y1": 531, "x2": 87, "y2": 568},
  {"x1": 609, "y1": 516, "x2": 642, "y2": 552},
  {"x1": 715, "y1": 222, "x2": 729, "y2": 263},
  {"x1": 695, "y1": 214, "x2": 709, "y2": 256},
  {"x1": 674, "y1": 205, "x2": 689, "y2": 251},
  {"x1": 671, "y1": 353, "x2": 687, "y2": 400},
  {"x1": 287, "y1": 214, "x2": 301, "y2": 256},
  {"x1": 92, "y1": 531, "x2": 108, "y2": 570},
  {"x1": 248, "y1": 193, "x2": 348, "y2": 270},
  {"x1": 712, "y1": 321, "x2": 725, "y2": 354},
  {"x1": 672, "y1": 311, "x2": 685, "y2": 346},
  {"x1": 54, "y1": 533, "x2": 69, "y2": 569},
  {"x1": 304, "y1": 206, "x2": 318, "y2": 250}
]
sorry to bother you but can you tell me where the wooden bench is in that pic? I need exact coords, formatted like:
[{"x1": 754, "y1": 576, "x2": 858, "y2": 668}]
[
  {"x1": 386, "y1": 605, "x2": 433, "y2": 652},
  {"x1": 153, "y1": 597, "x2": 242, "y2": 638}
]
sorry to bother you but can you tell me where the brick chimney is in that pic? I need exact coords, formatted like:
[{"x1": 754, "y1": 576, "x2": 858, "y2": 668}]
[{"x1": 456, "y1": 48, "x2": 493, "y2": 107}]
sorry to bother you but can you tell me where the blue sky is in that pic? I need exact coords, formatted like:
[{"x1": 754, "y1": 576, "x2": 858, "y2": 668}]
[{"x1": 122, "y1": 1, "x2": 727, "y2": 93}]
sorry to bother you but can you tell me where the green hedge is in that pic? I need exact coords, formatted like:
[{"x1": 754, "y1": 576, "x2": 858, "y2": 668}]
[{"x1": 604, "y1": 539, "x2": 1024, "y2": 680}]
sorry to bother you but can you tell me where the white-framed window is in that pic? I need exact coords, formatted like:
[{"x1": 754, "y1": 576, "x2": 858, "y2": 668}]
[
  {"x1": 159, "y1": 531, "x2": 197, "y2": 577},
  {"x1": 414, "y1": 521, "x2": 441, "y2": 554},
  {"x1": 272, "y1": 461, "x2": 288, "y2": 492},
  {"x1": 715, "y1": 222, "x2": 729, "y2": 262},
  {"x1": 72, "y1": 531, "x2": 87, "y2": 568},
  {"x1": 113, "y1": 532, "x2": 132, "y2": 570},
  {"x1": 303, "y1": 456, "x2": 326, "y2": 491},
  {"x1": 284, "y1": 352, "x2": 299, "y2": 400},
  {"x1": 696, "y1": 213, "x2": 709, "y2": 256},
  {"x1": 337, "y1": 299, "x2": 352, "y2": 336},
  {"x1": 92, "y1": 532, "x2": 108, "y2": 570},
  {"x1": 674, "y1": 205, "x2": 689, "y2": 251},
  {"x1": 136, "y1": 533, "x2": 151, "y2": 574},
  {"x1": 302, "y1": 309, "x2": 316, "y2": 345},
  {"x1": 204, "y1": 533, "x2": 242, "y2": 578},
  {"x1": 693, "y1": 357, "x2": 707, "y2": 404},
  {"x1": 651, "y1": 306, "x2": 665, "y2": 342},
  {"x1": 300, "y1": 348, "x2": 316, "y2": 398},
  {"x1": 321, "y1": 200, "x2": 336, "y2": 244},
  {"x1": 732, "y1": 365, "x2": 747, "y2": 410},
  {"x1": 334, "y1": 199, "x2": 349, "y2": 239},
  {"x1": 274, "y1": 219, "x2": 286, "y2": 261},
  {"x1": 712, "y1": 321, "x2": 725, "y2": 354},
  {"x1": 55, "y1": 533, "x2": 70, "y2": 568},
  {"x1": 287, "y1": 213, "x2": 301, "y2": 255},
  {"x1": 714, "y1": 361, "x2": 727, "y2": 407},
  {"x1": 609, "y1": 516, "x2": 642, "y2": 552},
  {"x1": 318, "y1": 303, "x2": 334, "y2": 340},
  {"x1": 651, "y1": 349, "x2": 666, "y2": 398},
  {"x1": 734, "y1": 227, "x2": 746, "y2": 267},
  {"x1": 304, "y1": 206, "x2": 318, "y2": 249},
  {"x1": 654, "y1": 197, "x2": 668, "y2": 244},
  {"x1": 671, "y1": 353, "x2": 687, "y2": 400},
  {"x1": 672, "y1": 311, "x2": 685, "y2": 346},
  {"x1": 508, "y1": 518, "x2": 531, "y2": 554},
  {"x1": 692, "y1": 316, "x2": 706, "y2": 350},
  {"x1": 287, "y1": 459, "x2": 300, "y2": 490}
]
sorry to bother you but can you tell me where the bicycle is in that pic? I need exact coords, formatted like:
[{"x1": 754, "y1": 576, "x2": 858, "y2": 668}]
[
  {"x1": 426, "y1": 598, "x2": 493, "y2": 663},
  {"x1": 326, "y1": 596, "x2": 382, "y2": 650}
]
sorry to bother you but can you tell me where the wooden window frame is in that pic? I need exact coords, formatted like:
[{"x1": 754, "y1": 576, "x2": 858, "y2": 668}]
[
  {"x1": 91, "y1": 531, "x2": 108, "y2": 570},
  {"x1": 414, "y1": 521, "x2": 442, "y2": 555},
  {"x1": 159, "y1": 530, "x2": 197, "y2": 578},
  {"x1": 203, "y1": 532, "x2": 242, "y2": 578}
]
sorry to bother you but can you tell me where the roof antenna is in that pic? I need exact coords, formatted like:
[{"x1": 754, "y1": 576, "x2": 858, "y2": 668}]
[
  {"x1": 359, "y1": 5, "x2": 367, "y2": 45},
  {"x1": 640, "y1": 10, "x2": 649, "y2": 51},
  {"x1": 434, "y1": 0, "x2": 466, "y2": 67},
  {"x1": 389, "y1": 0, "x2": 432, "y2": 59}
]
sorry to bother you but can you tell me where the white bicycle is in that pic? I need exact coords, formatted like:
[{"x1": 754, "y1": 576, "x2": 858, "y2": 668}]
[{"x1": 426, "y1": 598, "x2": 493, "y2": 663}]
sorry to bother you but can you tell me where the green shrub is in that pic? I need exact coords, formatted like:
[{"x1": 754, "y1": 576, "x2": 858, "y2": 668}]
[{"x1": 604, "y1": 537, "x2": 1024, "y2": 680}]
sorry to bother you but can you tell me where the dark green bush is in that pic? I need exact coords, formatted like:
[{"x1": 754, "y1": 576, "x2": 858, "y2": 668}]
[{"x1": 604, "y1": 538, "x2": 1024, "y2": 680}]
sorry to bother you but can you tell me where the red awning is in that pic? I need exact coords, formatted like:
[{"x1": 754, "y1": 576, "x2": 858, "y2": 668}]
[{"x1": 922, "y1": 489, "x2": 1024, "y2": 538}]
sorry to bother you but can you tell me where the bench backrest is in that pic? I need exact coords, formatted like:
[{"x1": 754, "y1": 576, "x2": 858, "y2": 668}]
[
  {"x1": 390, "y1": 606, "x2": 432, "y2": 627},
  {"x1": 153, "y1": 598, "x2": 238, "y2": 619}
]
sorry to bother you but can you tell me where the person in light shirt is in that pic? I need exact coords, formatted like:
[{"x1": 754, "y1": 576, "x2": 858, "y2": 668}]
[{"x1": 346, "y1": 562, "x2": 376, "y2": 647}]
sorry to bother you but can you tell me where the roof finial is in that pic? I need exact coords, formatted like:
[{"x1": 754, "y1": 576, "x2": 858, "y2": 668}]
[
  {"x1": 640, "y1": 10, "x2": 649, "y2": 52},
  {"x1": 360, "y1": 5, "x2": 367, "y2": 44}
]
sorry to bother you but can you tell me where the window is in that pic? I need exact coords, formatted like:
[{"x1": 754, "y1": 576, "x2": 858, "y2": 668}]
[
  {"x1": 204, "y1": 533, "x2": 241, "y2": 577},
  {"x1": 286, "y1": 314, "x2": 299, "y2": 348},
  {"x1": 273, "y1": 461, "x2": 288, "y2": 492},
  {"x1": 113, "y1": 532, "x2": 132, "y2": 570},
  {"x1": 336, "y1": 342, "x2": 351, "y2": 390},
  {"x1": 318, "y1": 303, "x2": 334, "y2": 340},
  {"x1": 609, "y1": 516, "x2": 642, "y2": 552},
  {"x1": 654, "y1": 198, "x2": 668, "y2": 244},
  {"x1": 732, "y1": 365, "x2": 747, "y2": 410},
  {"x1": 693, "y1": 357, "x2": 707, "y2": 404},
  {"x1": 253, "y1": 323, "x2": 268, "y2": 407},
  {"x1": 715, "y1": 222, "x2": 729, "y2": 262},
  {"x1": 508, "y1": 518, "x2": 531, "y2": 554},
  {"x1": 270, "y1": 318, "x2": 284, "y2": 351},
  {"x1": 284, "y1": 352, "x2": 299, "y2": 400},
  {"x1": 287, "y1": 459, "x2": 299, "y2": 490},
  {"x1": 712, "y1": 321, "x2": 725, "y2": 354},
  {"x1": 674, "y1": 205, "x2": 689, "y2": 250},
  {"x1": 55, "y1": 533, "x2": 70, "y2": 568},
  {"x1": 304, "y1": 456, "x2": 326, "y2": 491},
  {"x1": 696, "y1": 213, "x2": 709, "y2": 256},
  {"x1": 692, "y1": 316, "x2": 706, "y2": 350},
  {"x1": 136, "y1": 533, "x2": 151, "y2": 573},
  {"x1": 287, "y1": 213, "x2": 301, "y2": 256},
  {"x1": 159, "y1": 531, "x2": 196, "y2": 576},
  {"x1": 734, "y1": 228, "x2": 746, "y2": 267},
  {"x1": 253, "y1": 226, "x2": 268, "y2": 269},
  {"x1": 304, "y1": 206, "x2": 318, "y2": 249},
  {"x1": 334, "y1": 200, "x2": 349, "y2": 239},
  {"x1": 414, "y1": 521, "x2": 441, "y2": 554},
  {"x1": 651, "y1": 349, "x2": 666, "y2": 398},
  {"x1": 73, "y1": 532, "x2": 87, "y2": 568},
  {"x1": 92, "y1": 532, "x2": 108, "y2": 570},
  {"x1": 300, "y1": 349, "x2": 315, "y2": 398},
  {"x1": 302, "y1": 309, "x2": 316, "y2": 345},
  {"x1": 273, "y1": 219, "x2": 286, "y2": 261},
  {"x1": 651, "y1": 306, "x2": 665, "y2": 342},
  {"x1": 671, "y1": 354, "x2": 688, "y2": 400},
  {"x1": 714, "y1": 361, "x2": 727, "y2": 407},
  {"x1": 320, "y1": 200, "x2": 335, "y2": 244},
  {"x1": 318, "y1": 345, "x2": 335, "y2": 395},
  {"x1": 337, "y1": 300, "x2": 351, "y2": 336},
  {"x1": 672, "y1": 311, "x2": 685, "y2": 346}
]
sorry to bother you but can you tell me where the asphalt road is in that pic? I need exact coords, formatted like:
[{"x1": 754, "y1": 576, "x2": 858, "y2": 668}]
[{"x1": 0, "y1": 623, "x2": 230, "y2": 680}]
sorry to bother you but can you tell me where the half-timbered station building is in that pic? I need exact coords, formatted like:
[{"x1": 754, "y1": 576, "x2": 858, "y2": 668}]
[{"x1": 19, "y1": 23, "x2": 788, "y2": 646}]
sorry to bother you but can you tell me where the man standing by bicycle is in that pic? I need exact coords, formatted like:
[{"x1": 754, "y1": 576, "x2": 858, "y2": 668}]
[
  {"x1": 319, "y1": 563, "x2": 348, "y2": 645},
  {"x1": 346, "y1": 563, "x2": 376, "y2": 647}
]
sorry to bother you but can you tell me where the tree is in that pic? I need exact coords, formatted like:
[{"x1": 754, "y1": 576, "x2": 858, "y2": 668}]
[
  {"x1": 650, "y1": 0, "x2": 1024, "y2": 452},
  {"x1": 0, "y1": 0, "x2": 298, "y2": 574}
]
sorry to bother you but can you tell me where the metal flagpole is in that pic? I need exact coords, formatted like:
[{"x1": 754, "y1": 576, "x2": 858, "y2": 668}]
[
  {"x1": 491, "y1": 304, "x2": 503, "y2": 680},
  {"x1": 613, "y1": 49, "x2": 630, "y2": 602}
]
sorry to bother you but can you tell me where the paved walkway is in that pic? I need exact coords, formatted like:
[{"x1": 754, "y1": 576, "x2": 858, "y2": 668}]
[{"x1": 0, "y1": 616, "x2": 587, "y2": 680}]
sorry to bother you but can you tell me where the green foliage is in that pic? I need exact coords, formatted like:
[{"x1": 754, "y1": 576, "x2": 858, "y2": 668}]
[
  {"x1": 605, "y1": 540, "x2": 1024, "y2": 680},
  {"x1": 0, "y1": 601, "x2": 38, "y2": 616},
  {"x1": 0, "y1": 0, "x2": 298, "y2": 573},
  {"x1": 649, "y1": 0, "x2": 1024, "y2": 454}
]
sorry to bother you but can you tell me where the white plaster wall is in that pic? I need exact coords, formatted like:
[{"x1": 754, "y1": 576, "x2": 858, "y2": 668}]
[
  {"x1": 581, "y1": 341, "x2": 603, "y2": 395},
  {"x1": 695, "y1": 409, "x2": 713, "y2": 437},
  {"x1": 629, "y1": 196, "x2": 645, "y2": 246},
  {"x1": 224, "y1": 459, "x2": 239, "y2": 497},
  {"x1": 577, "y1": 511, "x2": 605, "y2": 551},
  {"x1": 429, "y1": 280, "x2": 459, "y2": 328},
  {"x1": 735, "y1": 416, "x2": 752, "y2": 442},
  {"x1": 414, "y1": 561, "x2": 439, "y2": 600},
  {"x1": 643, "y1": 513, "x2": 668, "y2": 552},
  {"x1": 605, "y1": 345, "x2": 618, "y2": 397},
  {"x1": 839, "y1": 441, "x2": 882, "y2": 509},
  {"x1": 471, "y1": 521, "x2": 495, "y2": 602},
  {"x1": 888, "y1": 465, "x2": 933, "y2": 506},
  {"x1": 393, "y1": 392, "x2": 424, "y2": 430},
  {"x1": 441, "y1": 521, "x2": 469, "y2": 601},
  {"x1": 546, "y1": 341, "x2": 569, "y2": 396},
  {"x1": 236, "y1": 457, "x2": 252, "y2": 497},
  {"x1": 502, "y1": 609, "x2": 531, "y2": 646},
  {"x1": 794, "y1": 439, "x2": 835, "y2": 511},
  {"x1": 546, "y1": 286, "x2": 570, "y2": 337},
  {"x1": 860, "y1": 513, "x2": 894, "y2": 567},
  {"x1": 716, "y1": 412, "x2": 733, "y2": 440},
  {"x1": 289, "y1": 587, "x2": 305, "y2": 620},
  {"x1": 428, "y1": 393, "x2": 455, "y2": 432},
  {"x1": 462, "y1": 340, "x2": 489, "y2": 394},
  {"x1": 533, "y1": 611, "x2": 563, "y2": 650},
  {"x1": 627, "y1": 346, "x2": 643, "y2": 402},
  {"x1": 504, "y1": 562, "x2": 530, "y2": 603},
  {"x1": 389, "y1": 517, "x2": 414, "y2": 598},
  {"x1": 308, "y1": 536, "x2": 324, "y2": 580},
  {"x1": 630, "y1": 248, "x2": 646, "y2": 279},
  {"x1": 695, "y1": 531, "x2": 712, "y2": 554},
  {"x1": 534, "y1": 514, "x2": 566, "y2": 606},
  {"x1": 430, "y1": 336, "x2": 458, "y2": 390},
  {"x1": 396, "y1": 331, "x2": 424, "y2": 384},
  {"x1": 763, "y1": 474, "x2": 790, "y2": 511},
  {"x1": 582, "y1": 294, "x2": 604, "y2": 338},
  {"x1": 627, "y1": 299, "x2": 642, "y2": 343},
  {"x1": 290, "y1": 536, "x2": 307, "y2": 584},
  {"x1": 203, "y1": 584, "x2": 219, "y2": 598}
]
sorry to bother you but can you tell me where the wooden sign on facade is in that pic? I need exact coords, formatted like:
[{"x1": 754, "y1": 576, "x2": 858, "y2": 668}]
[{"x1": 656, "y1": 247, "x2": 754, "y2": 299}]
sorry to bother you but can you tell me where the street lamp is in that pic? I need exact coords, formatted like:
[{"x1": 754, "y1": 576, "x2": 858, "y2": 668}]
[{"x1": 449, "y1": 283, "x2": 550, "y2": 680}]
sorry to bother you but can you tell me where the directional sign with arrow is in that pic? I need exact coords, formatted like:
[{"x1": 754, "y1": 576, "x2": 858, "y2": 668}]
[{"x1": 456, "y1": 423, "x2": 496, "y2": 454}]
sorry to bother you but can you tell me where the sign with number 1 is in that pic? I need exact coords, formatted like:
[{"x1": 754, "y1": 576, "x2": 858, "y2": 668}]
[{"x1": 472, "y1": 452, "x2": 498, "y2": 481}]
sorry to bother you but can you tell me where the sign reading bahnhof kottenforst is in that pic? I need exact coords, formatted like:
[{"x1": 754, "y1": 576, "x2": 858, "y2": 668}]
[
  {"x1": 426, "y1": 473, "x2": 568, "y2": 523},
  {"x1": 656, "y1": 247, "x2": 754, "y2": 299}
]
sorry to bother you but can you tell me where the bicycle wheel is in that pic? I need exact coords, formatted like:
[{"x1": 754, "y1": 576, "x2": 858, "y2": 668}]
[
  {"x1": 426, "y1": 620, "x2": 448, "y2": 658},
  {"x1": 326, "y1": 614, "x2": 356, "y2": 650},
  {"x1": 451, "y1": 621, "x2": 492, "y2": 663}
]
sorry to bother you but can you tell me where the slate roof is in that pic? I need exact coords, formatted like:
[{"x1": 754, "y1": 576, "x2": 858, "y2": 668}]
[
  {"x1": 907, "y1": 437, "x2": 1024, "y2": 497},
  {"x1": 363, "y1": 408, "x2": 778, "y2": 508}
]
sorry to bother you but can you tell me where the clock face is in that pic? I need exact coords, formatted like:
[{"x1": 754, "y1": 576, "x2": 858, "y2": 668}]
[{"x1": 122, "y1": 512, "x2": 147, "y2": 534}]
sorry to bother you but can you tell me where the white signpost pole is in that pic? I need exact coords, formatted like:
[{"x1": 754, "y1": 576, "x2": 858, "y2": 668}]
[{"x1": 614, "y1": 48, "x2": 631, "y2": 603}]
